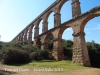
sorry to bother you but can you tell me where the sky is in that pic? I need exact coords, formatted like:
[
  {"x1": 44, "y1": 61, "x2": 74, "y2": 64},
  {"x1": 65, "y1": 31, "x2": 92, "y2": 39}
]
[{"x1": 0, "y1": 0, "x2": 100, "y2": 43}]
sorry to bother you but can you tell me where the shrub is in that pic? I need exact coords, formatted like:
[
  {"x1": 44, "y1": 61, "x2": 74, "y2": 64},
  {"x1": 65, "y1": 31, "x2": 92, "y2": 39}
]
[
  {"x1": 63, "y1": 48, "x2": 72, "y2": 60},
  {"x1": 29, "y1": 50, "x2": 53, "y2": 61},
  {"x1": 0, "y1": 51, "x2": 3, "y2": 61},
  {"x1": 88, "y1": 50, "x2": 100, "y2": 67},
  {"x1": 22, "y1": 45, "x2": 38, "y2": 53},
  {"x1": 0, "y1": 42, "x2": 6, "y2": 50},
  {"x1": 29, "y1": 52, "x2": 39, "y2": 60},
  {"x1": 2, "y1": 48, "x2": 30, "y2": 64},
  {"x1": 39, "y1": 50, "x2": 53, "y2": 60}
]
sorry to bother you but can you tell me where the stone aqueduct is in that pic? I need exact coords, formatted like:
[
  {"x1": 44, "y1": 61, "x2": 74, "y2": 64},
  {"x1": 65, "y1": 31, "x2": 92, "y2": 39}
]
[{"x1": 12, "y1": 0, "x2": 100, "y2": 66}]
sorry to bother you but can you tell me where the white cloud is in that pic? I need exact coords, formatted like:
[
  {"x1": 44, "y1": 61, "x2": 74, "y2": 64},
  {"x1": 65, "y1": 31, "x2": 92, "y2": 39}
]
[{"x1": 85, "y1": 23, "x2": 100, "y2": 31}]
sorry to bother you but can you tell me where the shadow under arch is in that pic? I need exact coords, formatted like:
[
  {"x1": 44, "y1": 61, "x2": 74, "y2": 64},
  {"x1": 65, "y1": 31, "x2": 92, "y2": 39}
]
[
  {"x1": 44, "y1": 33, "x2": 54, "y2": 50},
  {"x1": 80, "y1": 13, "x2": 100, "y2": 68},
  {"x1": 35, "y1": 38, "x2": 41, "y2": 48}
]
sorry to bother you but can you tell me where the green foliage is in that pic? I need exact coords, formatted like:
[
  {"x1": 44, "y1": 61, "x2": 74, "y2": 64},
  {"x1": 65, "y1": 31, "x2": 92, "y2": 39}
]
[
  {"x1": 47, "y1": 35, "x2": 54, "y2": 50},
  {"x1": 2, "y1": 48, "x2": 30, "y2": 64},
  {"x1": 39, "y1": 50, "x2": 53, "y2": 60},
  {"x1": 0, "y1": 41, "x2": 53, "y2": 65},
  {"x1": 63, "y1": 39, "x2": 73, "y2": 49},
  {"x1": 22, "y1": 45, "x2": 38, "y2": 53},
  {"x1": 86, "y1": 40, "x2": 100, "y2": 67},
  {"x1": 0, "y1": 42, "x2": 6, "y2": 50},
  {"x1": 87, "y1": 40, "x2": 100, "y2": 52},
  {"x1": 0, "y1": 39, "x2": 100, "y2": 68},
  {"x1": 48, "y1": 40, "x2": 53, "y2": 50},
  {"x1": 29, "y1": 52, "x2": 39, "y2": 60},
  {"x1": 62, "y1": 39, "x2": 100, "y2": 67},
  {"x1": 29, "y1": 50, "x2": 53, "y2": 60},
  {"x1": 62, "y1": 39, "x2": 73, "y2": 60}
]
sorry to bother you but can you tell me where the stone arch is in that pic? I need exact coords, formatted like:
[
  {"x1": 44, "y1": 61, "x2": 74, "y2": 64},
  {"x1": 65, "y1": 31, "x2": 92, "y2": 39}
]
[
  {"x1": 45, "y1": 33, "x2": 54, "y2": 40},
  {"x1": 45, "y1": 11, "x2": 55, "y2": 30},
  {"x1": 44, "y1": 33, "x2": 54, "y2": 50},
  {"x1": 57, "y1": 0, "x2": 67, "y2": 13},
  {"x1": 80, "y1": 13, "x2": 100, "y2": 31},
  {"x1": 36, "y1": 18, "x2": 44, "y2": 35},
  {"x1": 23, "y1": 29, "x2": 29, "y2": 41},
  {"x1": 35, "y1": 38, "x2": 40, "y2": 44},
  {"x1": 25, "y1": 29, "x2": 29, "y2": 35},
  {"x1": 58, "y1": 26, "x2": 73, "y2": 38},
  {"x1": 36, "y1": 18, "x2": 42, "y2": 27},
  {"x1": 16, "y1": 37, "x2": 18, "y2": 41},
  {"x1": 79, "y1": 13, "x2": 100, "y2": 66},
  {"x1": 21, "y1": 32, "x2": 24, "y2": 41},
  {"x1": 57, "y1": 26, "x2": 73, "y2": 60},
  {"x1": 29, "y1": 24, "x2": 34, "y2": 31},
  {"x1": 18, "y1": 35, "x2": 21, "y2": 41},
  {"x1": 28, "y1": 24, "x2": 35, "y2": 43},
  {"x1": 45, "y1": 11, "x2": 55, "y2": 21},
  {"x1": 27, "y1": 30, "x2": 30, "y2": 40},
  {"x1": 35, "y1": 38, "x2": 41, "y2": 48},
  {"x1": 17, "y1": 36, "x2": 20, "y2": 41}
]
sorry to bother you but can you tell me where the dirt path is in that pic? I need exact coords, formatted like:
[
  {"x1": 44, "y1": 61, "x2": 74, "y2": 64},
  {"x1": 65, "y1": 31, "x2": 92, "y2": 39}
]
[{"x1": 0, "y1": 64, "x2": 100, "y2": 75}]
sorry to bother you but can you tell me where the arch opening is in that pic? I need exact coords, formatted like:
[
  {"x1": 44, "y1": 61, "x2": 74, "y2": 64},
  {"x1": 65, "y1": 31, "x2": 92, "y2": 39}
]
[
  {"x1": 18, "y1": 36, "x2": 20, "y2": 41},
  {"x1": 36, "y1": 38, "x2": 41, "y2": 49},
  {"x1": 39, "y1": 19, "x2": 43, "y2": 35},
  {"x1": 30, "y1": 25, "x2": 35, "y2": 43},
  {"x1": 60, "y1": 0, "x2": 72, "y2": 23},
  {"x1": 23, "y1": 33, "x2": 25, "y2": 41},
  {"x1": 81, "y1": 15, "x2": 100, "y2": 68},
  {"x1": 48, "y1": 12, "x2": 54, "y2": 30},
  {"x1": 58, "y1": 26, "x2": 73, "y2": 60},
  {"x1": 23, "y1": 29, "x2": 28, "y2": 43},
  {"x1": 27, "y1": 30, "x2": 29, "y2": 41},
  {"x1": 21, "y1": 32, "x2": 24, "y2": 41},
  {"x1": 45, "y1": 33, "x2": 54, "y2": 51}
]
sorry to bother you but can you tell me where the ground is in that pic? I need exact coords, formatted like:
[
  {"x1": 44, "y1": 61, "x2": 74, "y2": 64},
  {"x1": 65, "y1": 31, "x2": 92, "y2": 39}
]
[{"x1": 0, "y1": 64, "x2": 100, "y2": 75}]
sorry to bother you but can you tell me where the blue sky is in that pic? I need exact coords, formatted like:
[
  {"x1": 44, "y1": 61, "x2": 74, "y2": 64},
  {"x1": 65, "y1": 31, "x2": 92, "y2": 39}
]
[{"x1": 0, "y1": 0, "x2": 100, "y2": 43}]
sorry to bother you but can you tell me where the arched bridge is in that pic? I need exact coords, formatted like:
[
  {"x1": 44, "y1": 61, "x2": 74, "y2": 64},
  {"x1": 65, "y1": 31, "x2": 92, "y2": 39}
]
[{"x1": 12, "y1": 0, "x2": 100, "y2": 66}]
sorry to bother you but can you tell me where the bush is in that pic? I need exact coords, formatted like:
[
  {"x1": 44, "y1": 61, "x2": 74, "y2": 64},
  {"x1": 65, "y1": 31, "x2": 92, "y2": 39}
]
[
  {"x1": 29, "y1": 50, "x2": 53, "y2": 61},
  {"x1": 2, "y1": 48, "x2": 30, "y2": 64},
  {"x1": 22, "y1": 45, "x2": 38, "y2": 53},
  {"x1": 29, "y1": 52, "x2": 40, "y2": 60},
  {"x1": 0, "y1": 51, "x2": 3, "y2": 61},
  {"x1": 87, "y1": 41, "x2": 100, "y2": 67},
  {"x1": 88, "y1": 50, "x2": 100, "y2": 67},
  {"x1": 63, "y1": 48, "x2": 72, "y2": 60},
  {"x1": 39, "y1": 50, "x2": 53, "y2": 60}
]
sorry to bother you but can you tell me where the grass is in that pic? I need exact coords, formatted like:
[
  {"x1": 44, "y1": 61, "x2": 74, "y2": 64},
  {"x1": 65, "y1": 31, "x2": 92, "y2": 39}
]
[{"x1": 4, "y1": 60, "x2": 89, "y2": 72}]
